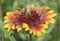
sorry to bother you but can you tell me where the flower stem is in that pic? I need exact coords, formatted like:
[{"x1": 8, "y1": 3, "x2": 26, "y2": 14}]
[{"x1": 30, "y1": 34, "x2": 32, "y2": 41}]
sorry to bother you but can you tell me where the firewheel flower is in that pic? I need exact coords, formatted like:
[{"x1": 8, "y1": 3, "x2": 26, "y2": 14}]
[{"x1": 4, "y1": 4, "x2": 57, "y2": 36}]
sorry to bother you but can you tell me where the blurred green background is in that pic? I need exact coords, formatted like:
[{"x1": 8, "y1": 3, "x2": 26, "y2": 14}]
[{"x1": 0, "y1": 0, "x2": 60, "y2": 41}]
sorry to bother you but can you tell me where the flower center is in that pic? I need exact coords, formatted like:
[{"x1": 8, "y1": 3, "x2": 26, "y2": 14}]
[{"x1": 14, "y1": 10, "x2": 44, "y2": 27}]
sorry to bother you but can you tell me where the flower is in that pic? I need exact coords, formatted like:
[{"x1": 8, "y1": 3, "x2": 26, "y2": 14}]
[{"x1": 4, "y1": 4, "x2": 57, "y2": 36}]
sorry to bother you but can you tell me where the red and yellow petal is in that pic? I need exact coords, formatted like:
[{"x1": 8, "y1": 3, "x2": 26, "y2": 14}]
[
  {"x1": 36, "y1": 31, "x2": 41, "y2": 37},
  {"x1": 38, "y1": 6, "x2": 50, "y2": 16},
  {"x1": 4, "y1": 24, "x2": 15, "y2": 35},
  {"x1": 4, "y1": 24, "x2": 15, "y2": 29},
  {"x1": 16, "y1": 25, "x2": 22, "y2": 32},
  {"x1": 43, "y1": 10, "x2": 57, "y2": 19},
  {"x1": 48, "y1": 18, "x2": 55, "y2": 24},
  {"x1": 42, "y1": 10, "x2": 57, "y2": 24}
]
